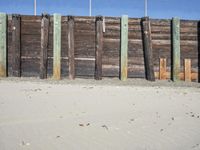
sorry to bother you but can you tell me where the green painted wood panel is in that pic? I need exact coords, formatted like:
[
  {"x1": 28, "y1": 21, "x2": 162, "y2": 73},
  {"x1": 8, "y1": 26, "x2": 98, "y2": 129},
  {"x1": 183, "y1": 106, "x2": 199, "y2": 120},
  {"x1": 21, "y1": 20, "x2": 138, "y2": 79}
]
[
  {"x1": 53, "y1": 13, "x2": 61, "y2": 80},
  {"x1": 0, "y1": 13, "x2": 7, "y2": 77},
  {"x1": 172, "y1": 17, "x2": 180, "y2": 81},
  {"x1": 120, "y1": 15, "x2": 128, "y2": 81}
]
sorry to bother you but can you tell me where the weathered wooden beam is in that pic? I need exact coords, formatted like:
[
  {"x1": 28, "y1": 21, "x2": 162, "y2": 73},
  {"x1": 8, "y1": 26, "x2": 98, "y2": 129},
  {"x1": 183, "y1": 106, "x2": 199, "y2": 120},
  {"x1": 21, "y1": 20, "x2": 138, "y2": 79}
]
[
  {"x1": 172, "y1": 17, "x2": 180, "y2": 81},
  {"x1": 155, "y1": 72, "x2": 198, "y2": 81},
  {"x1": 53, "y1": 13, "x2": 61, "y2": 80},
  {"x1": 159, "y1": 58, "x2": 167, "y2": 80},
  {"x1": 184, "y1": 59, "x2": 191, "y2": 82},
  {"x1": 68, "y1": 16, "x2": 75, "y2": 80},
  {"x1": 40, "y1": 13, "x2": 49, "y2": 79},
  {"x1": 10, "y1": 14, "x2": 21, "y2": 77},
  {"x1": 95, "y1": 16, "x2": 103, "y2": 80},
  {"x1": 0, "y1": 13, "x2": 7, "y2": 77},
  {"x1": 120, "y1": 15, "x2": 128, "y2": 81},
  {"x1": 198, "y1": 21, "x2": 200, "y2": 83},
  {"x1": 141, "y1": 17, "x2": 155, "y2": 81}
]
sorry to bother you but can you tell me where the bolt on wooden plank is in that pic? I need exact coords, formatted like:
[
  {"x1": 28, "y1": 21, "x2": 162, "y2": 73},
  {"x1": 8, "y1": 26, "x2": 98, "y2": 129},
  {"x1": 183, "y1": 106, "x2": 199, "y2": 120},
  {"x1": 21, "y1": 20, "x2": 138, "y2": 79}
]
[
  {"x1": 141, "y1": 17, "x2": 155, "y2": 81},
  {"x1": 68, "y1": 16, "x2": 75, "y2": 80},
  {"x1": 120, "y1": 15, "x2": 128, "y2": 81},
  {"x1": 172, "y1": 17, "x2": 180, "y2": 82},
  {"x1": 184, "y1": 59, "x2": 191, "y2": 82},
  {"x1": 53, "y1": 13, "x2": 61, "y2": 80},
  {"x1": 0, "y1": 13, "x2": 7, "y2": 77},
  {"x1": 95, "y1": 16, "x2": 103, "y2": 80}
]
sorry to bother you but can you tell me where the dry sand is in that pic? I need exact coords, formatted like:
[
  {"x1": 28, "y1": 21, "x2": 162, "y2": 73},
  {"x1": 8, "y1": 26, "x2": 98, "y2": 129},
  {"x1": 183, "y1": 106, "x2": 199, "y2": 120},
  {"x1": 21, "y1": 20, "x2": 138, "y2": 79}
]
[{"x1": 0, "y1": 78, "x2": 200, "y2": 150}]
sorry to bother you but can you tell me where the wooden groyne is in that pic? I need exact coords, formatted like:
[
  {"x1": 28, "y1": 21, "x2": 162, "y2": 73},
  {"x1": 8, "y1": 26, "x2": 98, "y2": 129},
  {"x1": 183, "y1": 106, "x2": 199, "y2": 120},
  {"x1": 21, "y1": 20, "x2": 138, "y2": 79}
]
[{"x1": 0, "y1": 13, "x2": 199, "y2": 82}]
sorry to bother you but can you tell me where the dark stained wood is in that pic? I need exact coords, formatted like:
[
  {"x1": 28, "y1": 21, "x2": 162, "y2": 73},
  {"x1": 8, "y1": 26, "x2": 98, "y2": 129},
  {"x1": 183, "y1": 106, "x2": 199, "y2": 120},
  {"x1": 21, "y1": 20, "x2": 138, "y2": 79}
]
[
  {"x1": 68, "y1": 16, "x2": 75, "y2": 80},
  {"x1": 198, "y1": 21, "x2": 200, "y2": 82},
  {"x1": 40, "y1": 14, "x2": 49, "y2": 79},
  {"x1": 10, "y1": 14, "x2": 21, "y2": 77},
  {"x1": 95, "y1": 16, "x2": 103, "y2": 80},
  {"x1": 4, "y1": 15, "x2": 199, "y2": 81},
  {"x1": 141, "y1": 17, "x2": 155, "y2": 81}
]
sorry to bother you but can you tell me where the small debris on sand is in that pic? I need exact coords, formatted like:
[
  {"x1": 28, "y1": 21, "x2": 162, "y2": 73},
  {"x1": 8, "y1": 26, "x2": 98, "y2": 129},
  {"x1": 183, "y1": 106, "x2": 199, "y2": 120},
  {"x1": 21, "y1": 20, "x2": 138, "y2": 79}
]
[
  {"x1": 102, "y1": 125, "x2": 109, "y2": 130},
  {"x1": 79, "y1": 123, "x2": 90, "y2": 127},
  {"x1": 21, "y1": 141, "x2": 30, "y2": 146},
  {"x1": 160, "y1": 129, "x2": 164, "y2": 132}
]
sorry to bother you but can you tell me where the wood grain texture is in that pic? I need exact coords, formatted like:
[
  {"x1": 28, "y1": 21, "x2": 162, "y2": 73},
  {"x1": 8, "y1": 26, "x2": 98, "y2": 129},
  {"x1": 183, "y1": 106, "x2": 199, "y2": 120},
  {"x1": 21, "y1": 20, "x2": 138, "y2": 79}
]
[
  {"x1": 95, "y1": 16, "x2": 103, "y2": 80},
  {"x1": 53, "y1": 14, "x2": 61, "y2": 80},
  {"x1": 0, "y1": 13, "x2": 7, "y2": 77},
  {"x1": 68, "y1": 16, "x2": 75, "y2": 80},
  {"x1": 10, "y1": 14, "x2": 21, "y2": 77},
  {"x1": 120, "y1": 15, "x2": 128, "y2": 81},
  {"x1": 4, "y1": 15, "x2": 199, "y2": 81},
  {"x1": 40, "y1": 14, "x2": 49, "y2": 79},
  {"x1": 184, "y1": 59, "x2": 191, "y2": 82},
  {"x1": 172, "y1": 17, "x2": 181, "y2": 81},
  {"x1": 141, "y1": 17, "x2": 155, "y2": 81},
  {"x1": 159, "y1": 58, "x2": 167, "y2": 80}
]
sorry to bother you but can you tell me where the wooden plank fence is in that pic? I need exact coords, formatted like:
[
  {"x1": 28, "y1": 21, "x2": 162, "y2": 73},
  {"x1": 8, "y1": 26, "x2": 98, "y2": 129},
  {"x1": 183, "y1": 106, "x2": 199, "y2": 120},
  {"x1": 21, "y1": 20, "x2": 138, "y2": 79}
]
[{"x1": 0, "y1": 13, "x2": 199, "y2": 82}]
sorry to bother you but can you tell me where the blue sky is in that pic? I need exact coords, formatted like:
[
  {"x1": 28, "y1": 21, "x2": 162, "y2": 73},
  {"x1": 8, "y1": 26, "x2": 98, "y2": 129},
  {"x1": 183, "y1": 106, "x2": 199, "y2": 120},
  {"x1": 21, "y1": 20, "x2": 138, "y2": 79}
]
[{"x1": 0, "y1": 0, "x2": 199, "y2": 20}]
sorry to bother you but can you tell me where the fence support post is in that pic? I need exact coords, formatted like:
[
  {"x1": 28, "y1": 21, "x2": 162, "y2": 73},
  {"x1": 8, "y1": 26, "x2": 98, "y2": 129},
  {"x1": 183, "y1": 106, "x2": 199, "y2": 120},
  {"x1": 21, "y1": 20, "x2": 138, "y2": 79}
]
[
  {"x1": 184, "y1": 59, "x2": 191, "y2": 82},
  {"x1": 68, "y1": 16, "x2": 75, "y2": 80},
  {"x1": 0, "y1": 13, "x2": 7, "y2": 77},
  {"x1": 95, "y1": 16, "x2": 103, "y2": 80},
  {"x1": 172, "y1": 17, "x2": 180, "y2": 82},
  {"x1": 141, "y1": 17, "x2": 155, "y2": 81},
  {"x1": 159, "y1": 58, "x2": 167, "y2": 80},
  {"x1": 53, "y1": 13, "x2": 61, "y2": 80},
  {"x1": 120, "y1": 15, "x2": 128, "y2": 81},
  {"x1": 40, "y1": 13, "x2": 49, "y2": 79},
  {"x1": 10, "y1": 14, "x2": 21, "y2": 77}
]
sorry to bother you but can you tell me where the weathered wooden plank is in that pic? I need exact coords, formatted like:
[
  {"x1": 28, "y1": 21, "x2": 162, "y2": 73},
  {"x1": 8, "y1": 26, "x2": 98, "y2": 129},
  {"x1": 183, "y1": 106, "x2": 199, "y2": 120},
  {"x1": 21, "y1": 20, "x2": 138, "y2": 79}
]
[
  {"x1": 159, "y1": 58, "x2": 167, "y2": 80},
  {"x1": 155, "y1": 72, "x2": 198, "y2": 81},
  {"x1": 184, "y1": 59, "x2": 191, "y2": 82},
  {"x1": 0, "y1": 13, "x2": 7, "y2": 77},
  {"x1": 120, "y1": 15, "x2": 128, "y2": 81},
  {"x1": 95, "y1": 16, "x2": 103, "y2": 80},
  {"x1": 10, "y1": 14, "x2": 21, "y2": 77},
  {"x1": 198, "y1": 21, "x2": 200, "y2": 83},
  {"x1": 40, "y1": 14, "x2": 49, "y2": 79},
  {"x1": 53, "y1": 13, "x2": 61, "y2": 80},
  {"x1": 68, "y1": 16, "x2": 75, "y2": 80},
  {"x1": 141, "y1": 17, "x2": 155, "y2": 81},
  {"x1": 172, "y1": 17, "x2": 181, "y2": 81}
]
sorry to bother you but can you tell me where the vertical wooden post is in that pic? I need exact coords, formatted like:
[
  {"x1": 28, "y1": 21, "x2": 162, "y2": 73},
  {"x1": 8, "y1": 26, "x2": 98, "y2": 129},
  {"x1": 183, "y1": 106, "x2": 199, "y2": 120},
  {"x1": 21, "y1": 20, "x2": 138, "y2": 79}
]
[
  {"x1": 172, "y1": 17, "x2": 180, "y2": 81},
  {"x1": 53, "y1": 13, "x2": 61, "y2": 80},
  {"x1": 68, "y1": 16, "x2": 75, "y2": 80},
  {"x1": 184, "y1": 59, "x2": 191, "y2": 82},
  {"x1": 120, "y1": 15, "x2": 128, "y2": 81},
  {"x1": 95, "y1": 16, "x2": 103, "y2": 80},
  {"x1": 10, "y1": 14, "x2": 21, "y2": 77},
  {"x1": 0, "y1": 13, "x2": 7, "y2": 77},
  {"x1": 40, "y1": 13, "x2": 49, "y2": 79},
  {"x1": 198, "y1": 21, "x2": 200, "y2": 83},
  {"x1": 159, "y1": 58, "x2": 167, "y2": 80},
  {"x1": 141, "y1": 17, "x2": 155, "y2": 81}
]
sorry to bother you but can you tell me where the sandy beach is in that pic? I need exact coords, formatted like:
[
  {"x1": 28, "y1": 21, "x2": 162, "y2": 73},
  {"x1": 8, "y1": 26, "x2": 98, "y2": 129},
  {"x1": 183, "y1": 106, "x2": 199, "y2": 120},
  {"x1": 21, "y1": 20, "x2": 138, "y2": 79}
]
[{"x1": 0, "y1": 78, "x2": 200, "y2": 150}]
